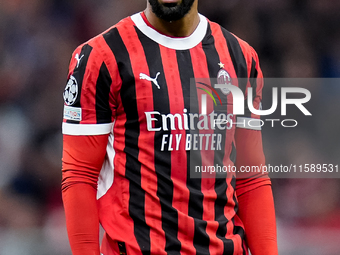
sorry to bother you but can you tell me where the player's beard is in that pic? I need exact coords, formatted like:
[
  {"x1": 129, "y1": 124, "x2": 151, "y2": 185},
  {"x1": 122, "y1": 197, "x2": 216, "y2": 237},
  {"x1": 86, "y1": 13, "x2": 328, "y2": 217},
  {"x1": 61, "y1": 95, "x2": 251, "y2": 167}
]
[{"x1": 148, "y1": 0, "x2": 195, "y2": 22}]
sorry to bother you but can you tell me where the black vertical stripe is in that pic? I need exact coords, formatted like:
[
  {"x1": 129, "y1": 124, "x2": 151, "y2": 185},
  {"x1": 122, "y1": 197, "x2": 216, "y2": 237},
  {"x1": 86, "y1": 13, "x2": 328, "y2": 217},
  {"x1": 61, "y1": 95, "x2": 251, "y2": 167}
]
[
  {"x1": 221, "y1": 29, "x2": 248, "y2": 93},
  {"x1": 221, "y1": 29, "x2": 252, "y2": 119},
  {"x1": 202, "y1": 24, "x2": 235, "y2": 255},
  {"x1": 135, "y1": 28, "x2": 181, "y2": 255},
  {"x1": 230, "y1": 142, "x2": 237, "y2": 164},
  {"x1": 66, "y1": 44, "x2": 92, "y2": 124},
  {"x1": 202, "y1": 25, "x2": 229, "y2": 169},
  {"x1": 231, "y1": 176, "x2": 246, "y2": 255},
  {"x1": 249, "y1": 58, "x2": 258, "y2": 101},
  {"x1": 118, "y1": 242, "x2": 127, "y2": 255},
  {"x1": 233, "y1": 224, "x2": 246, "y2": 254},
  {"x1": 176, "y1": 49, "x2": 207, "y2": 255},
  {"x1": 221, "y1": 27, "x2": 248, "y2": 255},
  {"x1": 96, "y1": 62, "x2": 113, "y2": 123},
  {"x1": 242, "y1": 58, "x2": 259, "y2": 117},
  {"x1": 202, "y1": 25, "x2": 220, "y2": 79},
  {"x1": 103, "y1": 28, "x2": 150, "y2": 254},
  {"x1": 249, "y1": 58, "x2": 258, "y2": 80}
]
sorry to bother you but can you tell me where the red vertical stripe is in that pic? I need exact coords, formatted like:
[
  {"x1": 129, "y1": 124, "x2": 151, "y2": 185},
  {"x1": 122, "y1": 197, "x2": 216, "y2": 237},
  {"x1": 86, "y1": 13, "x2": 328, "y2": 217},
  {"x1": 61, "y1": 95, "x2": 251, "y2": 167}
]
[
  {"x1": 209, "y1": 23, "x2": 237, "y2": 78},
  {"x1": 92, "y1": 36, "x2": 143, "y2": 254},
  {"x1": 210, "y1": 22, "x2": 245, "y2": 253},
  {"x1": 234, "y1": 34, "x2": 262, "y2": 120},
  {"x1": 158, "y1": 45, "x2": 196, "y2": 254},
  {"x1": 93, "y1": 36, "x2": 126, "y2": 163},
  {"x1": 117, "y1": 21, "x2": 167, "y2": 255},
  {"x1": 63, "y1": 47, "x2": 82, "y2": 125},
  {"x1": 93, "y1": 35, "x2": 124, "y2": 121},
  {"x1": 77, "y1": 48, "x2": 101, "y2": 124},
  {"x1": 68, "y1": 47, "x2": 82, "y2": 76},
  {"x1": 190, "y1": 43, "x2": 224, "y2": 255}
]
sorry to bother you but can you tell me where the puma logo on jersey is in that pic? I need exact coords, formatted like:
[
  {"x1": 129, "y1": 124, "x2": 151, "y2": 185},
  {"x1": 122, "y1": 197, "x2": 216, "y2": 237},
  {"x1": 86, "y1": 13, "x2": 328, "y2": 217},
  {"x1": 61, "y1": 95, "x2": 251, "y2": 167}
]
[
  {"x1": 140, "y1": 72, "x2": 161, "y2": 89},
  {"x1": 75, "y1": 53, "x2": 84, "y2": 68}
]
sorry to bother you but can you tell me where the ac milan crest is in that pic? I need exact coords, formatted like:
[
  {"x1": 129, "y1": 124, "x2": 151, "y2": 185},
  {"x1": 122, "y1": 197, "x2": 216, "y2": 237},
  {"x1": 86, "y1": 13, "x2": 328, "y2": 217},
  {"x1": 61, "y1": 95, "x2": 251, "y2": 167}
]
[{"x1": 217, "y1": 68, "x2": 232, "y2": 95}]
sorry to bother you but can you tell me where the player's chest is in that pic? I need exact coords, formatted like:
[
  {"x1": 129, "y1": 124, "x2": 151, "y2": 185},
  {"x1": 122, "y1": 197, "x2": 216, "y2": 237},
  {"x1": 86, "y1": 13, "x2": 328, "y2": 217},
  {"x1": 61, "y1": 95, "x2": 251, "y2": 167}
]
[{"x1": 117, "y1": 49, "x2": 238, "y2": 114}]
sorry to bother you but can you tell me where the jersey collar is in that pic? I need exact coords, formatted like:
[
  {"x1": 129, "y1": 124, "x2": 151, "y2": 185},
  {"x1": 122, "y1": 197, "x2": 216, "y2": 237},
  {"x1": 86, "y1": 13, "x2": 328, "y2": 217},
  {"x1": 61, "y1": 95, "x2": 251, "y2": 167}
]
[{"x1": 130, "y1": 12, "x2": 208, "y2": 50}]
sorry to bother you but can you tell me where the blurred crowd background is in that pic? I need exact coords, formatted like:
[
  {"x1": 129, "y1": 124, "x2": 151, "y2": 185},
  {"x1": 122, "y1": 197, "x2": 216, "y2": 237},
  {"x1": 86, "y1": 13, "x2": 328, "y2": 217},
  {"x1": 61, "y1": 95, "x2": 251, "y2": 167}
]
[{"x1": 0, "y1": 0, "x2": 340, "y2": 254}]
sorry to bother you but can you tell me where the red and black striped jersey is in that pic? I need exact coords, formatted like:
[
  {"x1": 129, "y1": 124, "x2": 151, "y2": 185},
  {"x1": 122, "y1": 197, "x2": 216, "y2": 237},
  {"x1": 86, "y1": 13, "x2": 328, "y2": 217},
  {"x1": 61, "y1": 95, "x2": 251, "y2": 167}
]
[{"x1": 62, "y1": 12, "x2": 269, "y2": 255}]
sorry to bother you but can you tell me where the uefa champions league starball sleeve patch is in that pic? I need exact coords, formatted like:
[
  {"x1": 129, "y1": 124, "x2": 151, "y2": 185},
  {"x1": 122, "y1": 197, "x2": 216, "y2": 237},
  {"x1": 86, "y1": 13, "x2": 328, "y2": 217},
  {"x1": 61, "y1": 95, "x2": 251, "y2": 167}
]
[{"x1": 63, "y1": 75, "x2": 79, "y2": 106}]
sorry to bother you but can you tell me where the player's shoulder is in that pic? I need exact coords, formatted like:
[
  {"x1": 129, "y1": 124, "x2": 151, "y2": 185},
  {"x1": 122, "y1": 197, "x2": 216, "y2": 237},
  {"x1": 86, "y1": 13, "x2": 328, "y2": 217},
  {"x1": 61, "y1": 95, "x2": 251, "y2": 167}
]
[
  {"x1": 72, "y1": 15, "x2": 134, "y2": 56},
  {"x1": 208, "y1": 18, "x2": 259, "y2": 61},
  {"x1": 67, "y1": 15, "x2": 134, "y2": 75}
]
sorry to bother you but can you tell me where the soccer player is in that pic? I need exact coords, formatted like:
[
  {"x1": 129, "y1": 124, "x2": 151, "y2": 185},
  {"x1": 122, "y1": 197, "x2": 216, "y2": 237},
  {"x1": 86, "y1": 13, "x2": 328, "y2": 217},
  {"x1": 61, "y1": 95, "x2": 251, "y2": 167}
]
[{"x1": 61, "y1": 0, "x2": 278, "y2": 254}]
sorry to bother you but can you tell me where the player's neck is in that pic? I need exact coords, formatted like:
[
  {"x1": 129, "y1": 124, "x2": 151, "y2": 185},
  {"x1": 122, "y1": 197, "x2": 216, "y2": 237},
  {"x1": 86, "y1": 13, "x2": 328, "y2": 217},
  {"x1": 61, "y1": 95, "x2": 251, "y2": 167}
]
[{"x1": 144, "y1": 1, "x2": 200, "y2": 38}]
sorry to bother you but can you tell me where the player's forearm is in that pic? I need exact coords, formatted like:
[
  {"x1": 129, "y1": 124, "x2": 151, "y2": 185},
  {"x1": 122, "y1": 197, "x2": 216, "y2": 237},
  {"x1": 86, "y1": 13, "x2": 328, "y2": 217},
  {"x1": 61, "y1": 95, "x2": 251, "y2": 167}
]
[
  {"x1": 62, "y1": 182, "x2": 100, "y2": 255},
  {"x1": 237, "y1": 185, "x2": 278, "y2": 255}
]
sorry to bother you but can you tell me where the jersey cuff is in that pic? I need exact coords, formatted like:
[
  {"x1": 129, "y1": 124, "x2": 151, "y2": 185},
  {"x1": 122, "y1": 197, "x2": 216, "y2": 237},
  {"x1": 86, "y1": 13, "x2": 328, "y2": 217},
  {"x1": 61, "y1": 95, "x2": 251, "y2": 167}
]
[
  {"x1": 236, "y1": 117, "x2": 262, "y2": 131},
  {"x1": 62, "y1": 122, "x2": 113, "y2": 135}
]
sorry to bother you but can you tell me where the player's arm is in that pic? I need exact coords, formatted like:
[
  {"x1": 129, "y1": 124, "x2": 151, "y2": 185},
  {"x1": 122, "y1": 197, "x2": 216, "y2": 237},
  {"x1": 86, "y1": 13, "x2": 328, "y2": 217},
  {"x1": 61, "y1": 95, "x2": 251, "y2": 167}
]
[
  {"x1": 62, "y1": 134, "x2": 109, "y2": 255},
  {"x1": 61, "y1": 43, "x2": 116, "y2": 255},
  {"x1": 235, "y1": 128, "x2": 278, "y2": 255},
  {"x1": 235, "y1": 47, "x2": 278, "y2": 255}
]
